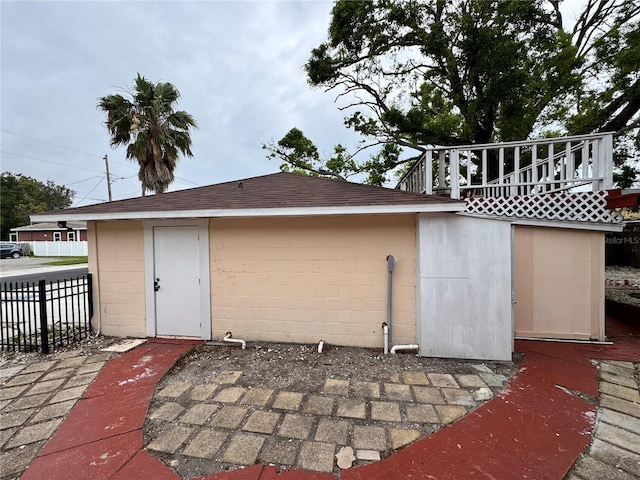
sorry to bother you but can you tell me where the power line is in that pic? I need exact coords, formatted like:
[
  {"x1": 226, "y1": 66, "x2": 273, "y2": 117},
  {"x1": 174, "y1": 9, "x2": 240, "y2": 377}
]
[
  {"x1": 1, "y1": 129, "x2": 138, "y2": 172},
  {"x1": 99, "y1": 155, "x2": 137, "y2": 171},
  {"x1": 0, "y1": 150, "x2": 105, "y2": 174},
  {"x1": 73, "y1": 175, "x2": 106, "y2": 206},
  {"x1": 1, "y1": 129, "x2": 102, "y2": 159},
  {"x1": 83, "y1": 197, "x2": 108, "y2": 202},
  {"x1": 1, "y1": 132, "x2": 201, "y2": 187},
  {"x1": 65, "y1": 175, "x2": 104, "y2": 185},
  {"x1": 118, "y1": 189, "x2": 144, "y2": 198},
  {"x1": 174, "y1": 176, "x2": 200, "y2": 187}
]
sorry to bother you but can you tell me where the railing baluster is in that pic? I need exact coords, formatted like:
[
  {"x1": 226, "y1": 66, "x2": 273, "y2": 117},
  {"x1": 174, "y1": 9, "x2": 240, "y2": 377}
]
[
  {"x1": 581, "y1": 141, "x2": 589, "y2": 180},
  {"x1": 562, "y1": 141, "x2": 570, "y2": 183},
  {"x1": 75, "y1": 277, "x2": 81, "y2": 341},
  {"x1": 88, "y1": 274, "x2": 94, "y2": 333},
  {"x1": 19, "y1": 282, "x2": 26, "y2": 352},
  {"x1": 602, "y1": 133, "x2": 613, "y2": 189},
  {"x1": 79, "y1": 277, "x2": 84, "y2": 338},
  {"x1": 38, "y1": 280, "x2": 48, "y2": 354},
  {"x1": 531, "y1": 145, "x2": 538, "y2": 194},
  {"x1": 1, "y1": 282, "x2": 8, "y2": 350},
  {"x1": 69, "y1": 277, "x2": 74, "y2": 343},
  {"x1": 71, "y1": 277, "x2": 76, "y2": 342},
  {"x1": 29, "y1": 281, "x2": 37, "y2": 351},
  {"x1": 512, "y1": 147, "x2": 520, "y2": 196},
  {"x1": 481, "y1": 149, "x2": 487, "y2": 194},
  {"x1": 71, "y1": 277, "x2": 77, "y2": 341},
  {"x1": 11, "y1": 282, "x2": 17, "y2": 351},
  {"x1": 50, "y1": 280, "x2": 55, "y2": 348},
  {"x1": 547, "y1": 143, "x2": 554, "y2": 190},
  {"x1": 425, "y1": 151, "x2": 433, "y2": 194},
  {"x1": 592, "y1": 138, "x2": 601, "y2": 191},
  {"x1": 498, "y1": 148, "x2": 505, "y2": 196},
  {"x1": 438, "y1": 151, "x2": 446, "y2": 190},
  {"x1": 0, "y1": 282, "x2": 4, "y2": 349},
  {"x1": 450, "y1": 150, "x2": 460, "y2": 199},
  {"x1": 5, "y1": 282, "x2": 10, "y2": 351}
]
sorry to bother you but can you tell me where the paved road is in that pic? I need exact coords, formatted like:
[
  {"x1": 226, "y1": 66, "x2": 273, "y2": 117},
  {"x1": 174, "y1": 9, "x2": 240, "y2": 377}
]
[
  {"x1": 0, "y1": 257, "x2": 88, "y2": 283},
  {"x1": 1, "y1": 267, "x2": 88, "y2": 284},
  {"x1": 0, "y1": 256, "x2": 66, "y2": 273}
]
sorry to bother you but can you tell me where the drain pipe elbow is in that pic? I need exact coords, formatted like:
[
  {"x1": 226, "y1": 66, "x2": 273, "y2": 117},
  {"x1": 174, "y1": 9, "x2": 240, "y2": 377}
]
[
  {"x1": 317, "y1": 339, "x2": 325, "y2": 354},
  {"x1": 390, "y1": 344, "x2": 419, "y2": 355},
  {"x1": 223, "y1": 332, "x2": 246, "y2": 350},
  {"x1": 382, "y1": 323, "x2": 389, "y2": 354}
]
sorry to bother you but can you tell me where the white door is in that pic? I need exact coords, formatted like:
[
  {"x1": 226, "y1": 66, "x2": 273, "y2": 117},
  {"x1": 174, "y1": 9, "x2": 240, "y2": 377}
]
[{"x1": 153, "y1": 226, "x2": 202, "y2": 337}]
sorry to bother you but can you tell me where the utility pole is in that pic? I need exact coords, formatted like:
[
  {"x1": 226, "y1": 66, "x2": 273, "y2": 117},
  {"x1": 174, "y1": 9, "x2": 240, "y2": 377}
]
[{"x1": 103, "y1": 154, "x2": 113, "y2": 202}]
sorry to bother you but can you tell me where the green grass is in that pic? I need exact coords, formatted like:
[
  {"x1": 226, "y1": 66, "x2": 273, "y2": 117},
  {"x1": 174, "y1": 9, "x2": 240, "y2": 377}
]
[{"x1": 44, "y1": 256, "x2": 88, "y2": 266}]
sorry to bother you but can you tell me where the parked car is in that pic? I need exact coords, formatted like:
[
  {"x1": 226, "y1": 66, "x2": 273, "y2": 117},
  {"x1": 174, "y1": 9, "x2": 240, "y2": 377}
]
[{"x1": 0, "y1": 243, "x2": 22, "y2": 259}]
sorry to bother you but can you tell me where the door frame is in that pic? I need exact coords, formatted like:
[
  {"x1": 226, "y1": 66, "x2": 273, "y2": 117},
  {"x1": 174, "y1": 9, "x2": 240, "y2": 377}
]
[{"x1": 143, "y1": 219, "x2": 211, "y2": 339}]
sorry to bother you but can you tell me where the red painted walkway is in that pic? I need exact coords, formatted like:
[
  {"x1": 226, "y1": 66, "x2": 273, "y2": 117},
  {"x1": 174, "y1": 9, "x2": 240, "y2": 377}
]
[{"x1": 21, "y1": 338, "x2": 639, "y2": 480}]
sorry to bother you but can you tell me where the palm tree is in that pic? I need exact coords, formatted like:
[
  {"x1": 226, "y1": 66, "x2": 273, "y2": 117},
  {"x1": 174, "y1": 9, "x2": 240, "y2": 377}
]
[{"x1": 98, "y1": 74, "x2": 198, "y2": 195}]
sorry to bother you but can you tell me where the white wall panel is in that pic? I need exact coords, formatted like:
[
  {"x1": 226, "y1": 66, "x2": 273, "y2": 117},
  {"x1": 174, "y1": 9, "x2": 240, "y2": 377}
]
[{"x1": 416, "y1": 214, "x2": 512, "y2": 361}]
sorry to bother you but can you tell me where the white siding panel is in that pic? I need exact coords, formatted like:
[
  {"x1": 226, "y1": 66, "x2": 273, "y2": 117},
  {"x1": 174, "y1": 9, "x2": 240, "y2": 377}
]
[{"x1": 416, "y1": 214, "x2": 512, "y2": 361}]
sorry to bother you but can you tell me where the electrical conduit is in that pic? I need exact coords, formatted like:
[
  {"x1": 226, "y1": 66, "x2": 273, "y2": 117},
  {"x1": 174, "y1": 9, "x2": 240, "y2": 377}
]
[{"x1": 386, "y1": 255, "x2": 396, "y2": 350}]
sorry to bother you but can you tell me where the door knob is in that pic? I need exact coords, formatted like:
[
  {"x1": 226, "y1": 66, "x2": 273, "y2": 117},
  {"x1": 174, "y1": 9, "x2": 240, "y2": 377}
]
[{"x1": 154, "y1": 278, "x2": 160, "y2": 292}]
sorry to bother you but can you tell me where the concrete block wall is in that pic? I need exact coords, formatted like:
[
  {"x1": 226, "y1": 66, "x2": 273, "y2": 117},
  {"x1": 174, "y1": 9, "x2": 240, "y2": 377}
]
[
  {"x1": 209, "y1": 215, "x2": 416, "y2": 349},
  {"x1": 88, "y1": 220, "x2": 146, "y2": 337}
]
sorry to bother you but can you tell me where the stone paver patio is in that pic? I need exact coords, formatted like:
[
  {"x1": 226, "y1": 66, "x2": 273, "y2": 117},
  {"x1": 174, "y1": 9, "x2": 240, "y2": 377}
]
[
  {"x1": 143, "y1": 359, "x2": 510, "y2": 476},
  {"x1": 566, "y1": 359, "x2": 640, "y2": 479},
  {"x1": 0, "y1": 339, "x2": 638, "y2": 479},
  {"x1": 0, "y1": 350, "x2": 113, "y2": 478}
]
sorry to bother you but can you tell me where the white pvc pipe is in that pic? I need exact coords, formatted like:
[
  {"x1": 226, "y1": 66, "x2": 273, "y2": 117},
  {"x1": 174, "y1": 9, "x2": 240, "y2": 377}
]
[
  {"x1": 382, "y1": 324, "x2": 389, "y2": 354},
  {"x1": 223, "y1": 332, "x2": 246, "y2": 350},
  {"x1": 390, "y1": 344, "x2": 419, "y2": 355},
  {"x1": 317, "y1": 340, "x2": 325, "y2": 353}
]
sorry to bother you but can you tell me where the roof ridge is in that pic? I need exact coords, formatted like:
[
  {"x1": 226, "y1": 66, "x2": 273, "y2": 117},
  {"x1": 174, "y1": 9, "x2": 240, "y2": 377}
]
[{"x1": 33, "y1": 171, "x2": 463, "y2": 220}]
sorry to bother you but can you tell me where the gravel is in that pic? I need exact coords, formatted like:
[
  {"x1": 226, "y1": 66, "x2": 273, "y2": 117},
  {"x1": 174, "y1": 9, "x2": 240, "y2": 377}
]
[
  {"x1": 0, "y1": 333, "x2": 121, "y2": 368},
  {"x1": 605, "y1": 266, "x2": 640, "y2": 306},
  {"x1": 165, "y1": 343, "x2": 520, "y2": 393}
]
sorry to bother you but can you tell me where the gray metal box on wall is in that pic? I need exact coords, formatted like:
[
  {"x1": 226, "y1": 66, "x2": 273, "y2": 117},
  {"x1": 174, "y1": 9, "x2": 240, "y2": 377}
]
[{"x1": 416, "y1": 213, "x2": 513, "y2": 361}]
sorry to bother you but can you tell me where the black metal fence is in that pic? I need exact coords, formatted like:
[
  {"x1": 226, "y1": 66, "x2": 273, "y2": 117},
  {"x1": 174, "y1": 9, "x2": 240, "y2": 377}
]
[{"x1": 0, "y1": 274, "x2": 93, "y2": 353}]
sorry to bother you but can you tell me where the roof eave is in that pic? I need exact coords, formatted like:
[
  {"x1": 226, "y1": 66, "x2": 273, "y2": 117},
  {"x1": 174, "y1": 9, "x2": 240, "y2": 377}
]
[
  {"x1": 10, "y1": 226, "x2": 88, "y2": 232},
  {"x1": 456, "y1": 212, "x2": 625, "y2": 232},
  {"x1": 31, "y1": 203, "x2": 466, "y2": 222}
]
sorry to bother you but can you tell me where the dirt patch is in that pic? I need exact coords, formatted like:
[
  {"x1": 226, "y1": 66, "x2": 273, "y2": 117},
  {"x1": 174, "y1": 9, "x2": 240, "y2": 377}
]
[{"x1": 167, "y1": 342, "x2": 520, "y2": 392}]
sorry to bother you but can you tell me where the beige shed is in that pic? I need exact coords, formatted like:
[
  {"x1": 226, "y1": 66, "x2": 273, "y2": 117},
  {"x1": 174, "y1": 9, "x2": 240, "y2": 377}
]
[{"x1": 32, "y1": 171, "x2": 618, "y2": 361}]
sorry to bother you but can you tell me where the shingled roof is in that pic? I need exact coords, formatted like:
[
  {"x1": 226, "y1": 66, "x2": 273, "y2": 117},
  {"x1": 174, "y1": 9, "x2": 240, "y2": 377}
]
[{"x1": 32, "y1": 172, "x2": 465, "y2": 222}]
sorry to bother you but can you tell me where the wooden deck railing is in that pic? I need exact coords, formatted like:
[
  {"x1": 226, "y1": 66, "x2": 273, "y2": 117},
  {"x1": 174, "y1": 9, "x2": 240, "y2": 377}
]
[{"x1": 397, "y1": 133, "x2": 614, "y2": 199}]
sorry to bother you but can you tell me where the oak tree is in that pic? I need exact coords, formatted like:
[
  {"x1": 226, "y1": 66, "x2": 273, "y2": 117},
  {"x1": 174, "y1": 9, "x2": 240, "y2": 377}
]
[
  {"x1": 266, "y1": 0, "x2": 639, "y2": 186},
  {"x1": 0, "y1": 172, "x2": 74, "y2": 239}
]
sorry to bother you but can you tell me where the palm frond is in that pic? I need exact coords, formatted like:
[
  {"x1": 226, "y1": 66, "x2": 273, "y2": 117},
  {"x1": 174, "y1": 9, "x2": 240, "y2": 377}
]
[{"x1": 98, "y1": 74, "x2": 197, "y2": 194}]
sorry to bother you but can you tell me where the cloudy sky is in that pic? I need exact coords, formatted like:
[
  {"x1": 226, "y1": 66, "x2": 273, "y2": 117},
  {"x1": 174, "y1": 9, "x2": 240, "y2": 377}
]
[
  {"x1": 2, "y1": 1, "x2": 586, "y2": 207},
  {"x1": 1, "y1": 1, "x2": 364, "y2": 206}
]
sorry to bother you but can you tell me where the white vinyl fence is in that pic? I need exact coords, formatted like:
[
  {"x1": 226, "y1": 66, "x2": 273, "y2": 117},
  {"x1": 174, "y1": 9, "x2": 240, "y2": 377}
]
[{"x1": 27, "y1": 241, "x2": 88, "y2": 257}]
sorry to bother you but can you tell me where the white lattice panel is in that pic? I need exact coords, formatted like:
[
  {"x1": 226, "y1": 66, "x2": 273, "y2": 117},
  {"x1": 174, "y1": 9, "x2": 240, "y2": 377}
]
[{"x1": 465, "y1": 191, "x2": 624, "y2": 224}]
